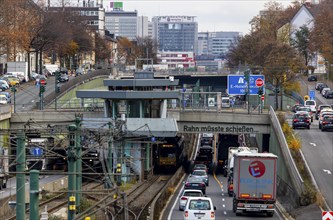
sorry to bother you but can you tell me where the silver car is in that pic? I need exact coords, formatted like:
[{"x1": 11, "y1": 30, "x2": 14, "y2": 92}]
[
  {"x1": 179, "y1": 189, "x2": 203, "y2": 211},
  {"x1": 191, "y1": 170, "x2": 209, "y2": 186}
]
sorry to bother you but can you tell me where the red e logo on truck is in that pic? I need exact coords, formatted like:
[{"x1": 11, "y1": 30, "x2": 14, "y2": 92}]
[{"x1": 249, "y1": 161, "x2": 266, "y2": 178}]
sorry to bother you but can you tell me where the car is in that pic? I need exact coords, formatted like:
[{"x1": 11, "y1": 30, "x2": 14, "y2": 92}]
[
  {"x1": 221, "y1": 97, "x2": 230, "y2": 108},
  {"x1": 183, "y1": 197, "x2": 216, "y2": 220},
  {"x1": 296, "y1": 106, "x2": 313, "y2": 122},
  {"x1": 193, "y1": 164, "x2": 208, "y2": 173},
  {"x1": 304, "y1": 100, "x2": 316, "y2": 113},
  {"x1": 179, "y1": 189, "x2": 204, "y2": 211},
  {"x1": 58, "y1": 74, "x2": 69, "y2": 82},
  {"x1": 321, "y1": 115, "x2": 333, "y2": 131},
  {"x1": 315, "y1": 82, "x2": 325, "y2": 90},
  {"x1": 190, "y1": 170, "x2": 209, "y2": 186},
  {"x1": 0, "y1": 95, "x2": 8, "y2": 105},
  {"x1": 319, "y1": 109, "x2": 333, "y2": 129},
  {"x1": 316, "y1": 105, "x2": 332, "y2": 119},
  {"x1": 292, "y1": 112, "x2": 311, "y2": 129},
  {"x1": 0, "y1": 92, "x2": 11, "y2": 103},
  {"x1": 324, "y1": 90, "x2": 333, "y2": 99},
  {"x1": 5, "y1": 77, "x2": 20, "y2": 87},
  {"x1": 321, "y1": 87, "x2": 330, "y2": 96},
  {"x1": 319, "y1": 85, "x2": 329, "y2": 93},
  {"x1": 307, "y1": 75, "x2": 317, "y2": 81},
  {"x1": 184, "y1": 176, "x2": 206, "y2": 195},
  {"x1": 30, "y1": 72, "x2": 39, "y2": 80},
  {"x1": 291, "y1": 104, "x2": 303, "y2": 113},
  {"x1": 0, "y1": 82, "x2": 8, "y2": 91}
]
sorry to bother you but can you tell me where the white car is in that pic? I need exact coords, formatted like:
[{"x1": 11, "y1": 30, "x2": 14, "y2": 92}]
[
  {"x1": 321, "y1": 87, "x2": 331, "y2": 96},
  {"x1": 319, "y1": 109, "x2": 333, "y2": 129},
  {"x1": 304, "y1": 100, "x2": 316, "y2": 113},
  {"x1": 179, "y1": 189, "x2": 204, "y2": 211},
  {"x1": 184, "y1": 197, "x2": 216, "y2": 220}
]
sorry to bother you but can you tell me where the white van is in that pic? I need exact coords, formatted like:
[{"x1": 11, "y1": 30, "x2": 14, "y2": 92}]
[
  {"x1": 304, "y1": 100, "x2": 316, "y2": 113},
  {"x1": 43, "y1": 64, "x2": 59, "y2": 76},
  {"x1": 221, "y1": 97, "x2": 231, "y2": 108}
]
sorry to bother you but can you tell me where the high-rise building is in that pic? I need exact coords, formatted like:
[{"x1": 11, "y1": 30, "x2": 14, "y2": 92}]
[
  {"x1": 137, "y1": 16, "x2": 149, "y2": 38},
  {"x1": 105, "y1": 10, "x2": 138, "y2": 40},
  {"x1": 152, "y1": 16, "x2": 198, "y2": 52},
  {"x1": 197, "y1": 32, "x2": 242, "y2": 57}
]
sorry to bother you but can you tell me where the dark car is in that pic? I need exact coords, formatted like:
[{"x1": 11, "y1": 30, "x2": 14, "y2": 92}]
[
  {"x1": 291, "y1": 104, "x2": 303, "y2": 113},
  {"x1": 184, "y1": 176, "x2": 206, "y2": 195},
  {"x1": 315, "y1": 82, "x2": 324, "y2": 90},
  {"x1": 319, "y1": 84, "x2": 329, "y2": 93},
  {"x1": 58, "y1": 74, "x2": 69, "y2": 82},
  {"x1": 324, "y1": 90, "x2": 333, "y2": 99},
  {"x1": 307, "y1": 75, "x2": 317, "y2": 81},
  {"x1": 321, "y1": 115, "x2": 333, "y2": 131},
  {"x1": 292, "y1": 112, "x2": 311, "y2": 129},
  {"x1": 0, "y1": 82, "x2": 7, "y2": 91}
]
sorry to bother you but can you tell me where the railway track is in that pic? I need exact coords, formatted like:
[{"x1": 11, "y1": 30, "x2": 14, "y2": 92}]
[
  {"x1": 6, "y1": 181, "x2": 104, "y2": 220},
  {"x1": 114, "y1": 175, "x2": 171, "y2": 220}
]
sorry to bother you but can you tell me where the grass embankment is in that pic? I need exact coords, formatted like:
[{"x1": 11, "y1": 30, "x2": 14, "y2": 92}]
[{"x1": 277, "y1": 112, "x2": 323, "y2": 207}]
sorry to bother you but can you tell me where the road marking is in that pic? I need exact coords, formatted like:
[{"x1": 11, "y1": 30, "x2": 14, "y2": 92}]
[
  {"x1": 213, "y1": 172, "x2": 222, "y2": 189},
  {"x1": 222, "y1": 193, "x2": 224, "y2": 196},
  {"x1": 0, "y1": 191, "x2": 4, "y2": 193},
  {"x1": 224, "y1": 211, "x2": 227, "y2": 215},
  {"x1": 323, "y1": 169, "x2": 332, "y2": 175},
  {"x1": 309, "y1": 142, "x2": 316, "y2": 147},
  {"x1": 223, "y1": 204, "x2": 225, "y2": 208},
  {"x1": 222, "y1": 198, "x2": 225, "y2": 202}
]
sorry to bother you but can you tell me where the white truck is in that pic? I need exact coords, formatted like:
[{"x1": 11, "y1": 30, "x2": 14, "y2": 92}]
[
  {"x1": 0, "y1": 147, "x2": 9, "y2": 190},
  {"x1": 6, "y1": 61, "x2": 28, "y2": 82},
  {"x1": 224, "y1": 146, "x2": 258, "y2": 177},
  {"x1": 232, "y1": 151, "x2": 278, "y2": 217}
]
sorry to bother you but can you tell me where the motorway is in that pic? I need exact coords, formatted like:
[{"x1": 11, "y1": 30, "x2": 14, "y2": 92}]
[
  {"x1": 163, "y1": 175, "x2": 284, "y2": 220},
  {"x1": 294, "y1": 79, "x2": 333, "y2": 210}
]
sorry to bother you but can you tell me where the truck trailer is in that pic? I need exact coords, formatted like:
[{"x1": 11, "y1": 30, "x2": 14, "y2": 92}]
[{"x1": 232, "y1": 151, "x2": 277, "y2": 217}]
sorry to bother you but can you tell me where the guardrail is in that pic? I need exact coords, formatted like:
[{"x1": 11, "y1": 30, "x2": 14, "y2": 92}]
[{"x1": 269, "y1": 106, "x2": 304, "y2": 196}]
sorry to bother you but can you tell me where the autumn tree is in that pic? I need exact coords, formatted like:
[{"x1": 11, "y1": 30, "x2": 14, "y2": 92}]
[
  {"x1": 115, "y1": 37, "x2": 134, "y2": 70},
  {"x1": 310, "y1": 0, "x2": 333, "y2": 79},
  {"x1": 264, "y1": 43, "x2": 303, "y2": 110},
  {"x1": 131, "y1": 37, "x2": 158, "y2": 70}
]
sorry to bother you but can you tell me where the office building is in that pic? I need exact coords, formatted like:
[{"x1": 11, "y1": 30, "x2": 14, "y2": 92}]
[
  {"x1": 152, "y1": 16, "x2": 198, "y2": 53},
  {"x1": 105, "y1": 10, "x2": 138, "y2": 40},
  {"x1": 197, "y1": 32, "x2": 241, "y2": 57}
]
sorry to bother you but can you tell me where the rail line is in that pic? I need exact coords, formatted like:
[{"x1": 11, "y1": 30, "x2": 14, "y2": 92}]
[{"x1": 6, "y1": 182, "x2": 104, "y2": 220}]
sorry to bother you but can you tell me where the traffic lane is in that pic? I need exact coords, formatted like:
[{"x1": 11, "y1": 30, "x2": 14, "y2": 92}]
[
  {"x1": 217, "y1": 175, "x2": 282, "y2": 220},
  {"x1": 293, "y1": 120, "x2": 333, "y2": 210},
  {"x1": 166, "y1": 174, "x2": 282, "y2": 220},
  {"x1": 304, "y1": 80, "x2": 333, "y2": 105}
]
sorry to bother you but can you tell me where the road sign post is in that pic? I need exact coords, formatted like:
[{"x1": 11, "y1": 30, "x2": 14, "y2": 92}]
[{"x1": 309, "y1": 90, "x2": 315, "y2": 100}]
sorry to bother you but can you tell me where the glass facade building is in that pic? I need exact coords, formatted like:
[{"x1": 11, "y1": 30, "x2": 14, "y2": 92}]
[
  {"x1": 152, "y1": 16, "x2": 198, "y2": 53},
  {"x1": 105, "y1": 10, "x2": 138, "y2": 40}
]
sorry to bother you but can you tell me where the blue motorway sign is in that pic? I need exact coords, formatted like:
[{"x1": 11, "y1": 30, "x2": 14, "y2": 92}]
[
  {"x1": 309, "y1": 90, "x2": 315, "y2": 100},
  {"x1": 228, "y1": 75, "x2": 265, "y2": 95},
  {"x1": 30, "y1": 147, "x2": 43, "y2": 156}
]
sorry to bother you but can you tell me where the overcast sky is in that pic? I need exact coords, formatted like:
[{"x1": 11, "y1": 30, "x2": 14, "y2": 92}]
[{"x1": 103, "y1": 0, "x2": 294, "y2": 35}]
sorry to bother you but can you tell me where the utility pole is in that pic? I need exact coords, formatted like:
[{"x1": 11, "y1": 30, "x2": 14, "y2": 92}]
[
  {"x1": 244, "y1": 70, "x2": 250, "y2": 114},
  {"x1": 75, "y1": 115, "x2": 82, "y2": 209},
  {"x1": 11, "y1": 86, "x2": 17, "y2": 113},
  {"x1": 108, "y1": 121, "x2": 114, "y2": 188},
  {"x1": 16, "y1": 131, "x2": 26, "y2": 220},
  {"x1": 68, "y1": 124, "x2": 77, "y2": 220},
  {"x1": 29, "y1": 170, "x2": 40, "y2": 220}
]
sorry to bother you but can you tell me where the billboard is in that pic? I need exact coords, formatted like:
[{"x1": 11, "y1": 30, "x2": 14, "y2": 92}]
[{"x1": 110, "y1": 2, "x2": 123, "y2": 9}]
